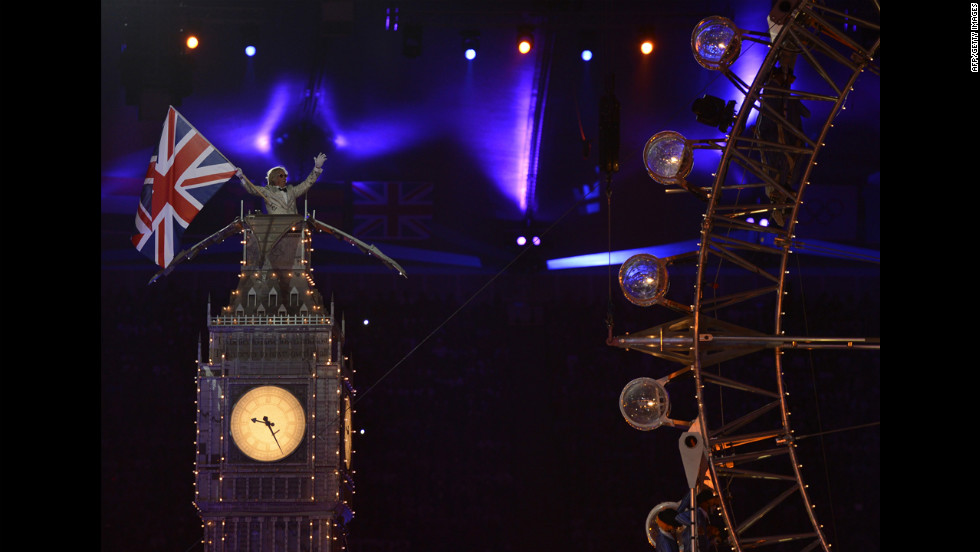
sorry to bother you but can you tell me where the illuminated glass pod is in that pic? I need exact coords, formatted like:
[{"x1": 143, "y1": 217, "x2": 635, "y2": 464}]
[
  {"x1": 619, "y1": 377, "x2": 670, "y2": 431},
  {"x1": 646, "y1": 501, "x2": 682, "y2": 547},
  {"x1": 618, "y1": 253, "x2": 669, "y2": 307},
  {"x1": 642, "y1": 131, "x2": 693, "y2": 186},
  {"x1": 691, "y1": 16, "x2": 742, "y2": 71}
]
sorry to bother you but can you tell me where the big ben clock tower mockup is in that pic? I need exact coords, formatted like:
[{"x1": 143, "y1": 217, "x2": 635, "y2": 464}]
[{"x1": 194, "y1": 214, "x2": 355, "y2": 552}]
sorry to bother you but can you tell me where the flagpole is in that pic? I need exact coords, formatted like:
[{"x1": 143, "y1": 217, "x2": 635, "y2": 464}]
[{"x1": 240, "y1": 200, "x2": 246, "y2": 271}]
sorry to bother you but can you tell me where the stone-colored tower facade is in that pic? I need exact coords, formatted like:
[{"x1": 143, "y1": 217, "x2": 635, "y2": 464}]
[{"x1": 194, "y1": 215, "x2": 354, "y2": 552}]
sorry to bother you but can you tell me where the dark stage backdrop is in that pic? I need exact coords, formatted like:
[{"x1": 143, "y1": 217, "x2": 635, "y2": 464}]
[{"x1": 101, "y1": 260, "x2": 879, "y2": 552}]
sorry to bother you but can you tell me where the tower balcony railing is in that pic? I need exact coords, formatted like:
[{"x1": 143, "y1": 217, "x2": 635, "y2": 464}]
[{"x1": 210, "y1": 313, "x2": 333, "y2": 326}]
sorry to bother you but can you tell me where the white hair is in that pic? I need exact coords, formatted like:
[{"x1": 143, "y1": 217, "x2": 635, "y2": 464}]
[{"x1": 265, "y1": 166, "x2": 288, "y2": 186}]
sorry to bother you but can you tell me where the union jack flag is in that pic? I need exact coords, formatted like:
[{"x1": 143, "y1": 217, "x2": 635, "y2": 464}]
[
  {"x1": 132, "y1": 106, "x2": 237, "y2": 268},
  {"x1": 351, "y1": 181, "x2": 433, "y2": 240}
]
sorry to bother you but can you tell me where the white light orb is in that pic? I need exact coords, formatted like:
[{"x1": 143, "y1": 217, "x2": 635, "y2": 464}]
[
  {"x1": 619, "y1": 377, "x2": 670, "y2": 431},
  {"x1": 643, "y1": 131, "x2": 693, "y2": 185},
  {"x1": 619, "y1": 254, "x2": 668, "y2": 307},
  {"x1": 691, "y1": 16, "x2": 742, "y2": 70}
]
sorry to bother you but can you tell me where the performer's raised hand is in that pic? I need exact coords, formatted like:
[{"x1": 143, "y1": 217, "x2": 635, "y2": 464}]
[{"x1": 314, "y1": 153, "x2": 327, "y2": 169}]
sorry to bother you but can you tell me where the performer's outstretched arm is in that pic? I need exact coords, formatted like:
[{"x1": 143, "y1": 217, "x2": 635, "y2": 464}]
[
  {"x1": 293, "y1": 153, "x2": 328, "y2": 196},
  {"x1": 237, "y1": 168, "x2": 263, "y2": 196}
]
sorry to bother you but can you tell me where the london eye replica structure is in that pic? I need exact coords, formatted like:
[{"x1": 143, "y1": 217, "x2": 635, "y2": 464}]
[{"x1": 608, "y1": 1, "x2": 879, "y2": 550}]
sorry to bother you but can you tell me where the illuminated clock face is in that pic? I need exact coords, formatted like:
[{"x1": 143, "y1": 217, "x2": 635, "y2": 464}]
[
  {"x1": 230, "y1": 386, "x2": 306, "y2": 462},
  {"x1": 343, "y1": 395, "x2": 353, "y2": 469}
]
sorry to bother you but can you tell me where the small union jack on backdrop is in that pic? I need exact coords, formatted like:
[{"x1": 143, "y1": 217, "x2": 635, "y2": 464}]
[
  {"x1": 132, "y1": 106, "x2": 237, "y2": 268},
  {"x1": 351, "y1": 181, "x2": 434, "y2": 240}
]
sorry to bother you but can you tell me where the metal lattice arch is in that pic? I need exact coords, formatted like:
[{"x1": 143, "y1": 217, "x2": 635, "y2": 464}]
[{"x1": 611, "y1": 2, "x2": 879, "y2": 551}]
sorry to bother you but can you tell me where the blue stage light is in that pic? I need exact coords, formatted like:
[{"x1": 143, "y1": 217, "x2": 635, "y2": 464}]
[
  {"x1": 462, "y1": 31, "x2": 480, "y2": 61},
  {"x1": 245, "y1": 45, "x2": 256, "y2": 57},
  {"x1": 578, "y1": 31, "x2": 596, "y2": 62}
]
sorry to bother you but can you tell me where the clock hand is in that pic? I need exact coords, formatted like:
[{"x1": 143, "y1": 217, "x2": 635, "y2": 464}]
[
  {"x1": 251, "y1": 416, "x2": 276, "y2": 430},
  {"x1": 253, "y1": 415, "x2": 284, "y2": 454},
  {"x1": 269, "y1": 430, "x2": 283, "y2": 453}
]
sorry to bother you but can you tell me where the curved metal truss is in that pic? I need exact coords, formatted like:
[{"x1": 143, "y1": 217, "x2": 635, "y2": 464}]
[{"x1": 610, "y1": 2, "x2": 879, "y2": 551}]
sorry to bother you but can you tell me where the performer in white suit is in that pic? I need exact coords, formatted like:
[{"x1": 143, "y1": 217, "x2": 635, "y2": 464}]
[{"x1": 237, "y1": 153, "x2": 327, "y2": 215}]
